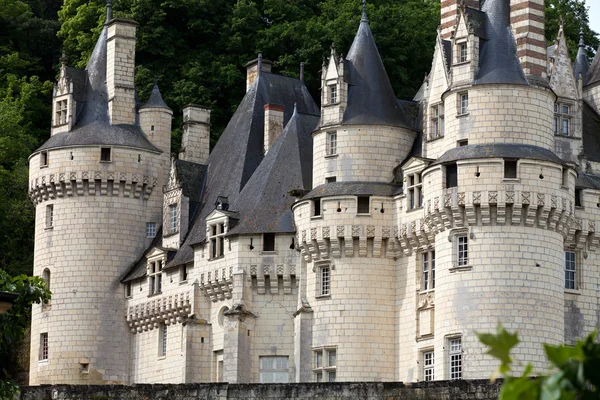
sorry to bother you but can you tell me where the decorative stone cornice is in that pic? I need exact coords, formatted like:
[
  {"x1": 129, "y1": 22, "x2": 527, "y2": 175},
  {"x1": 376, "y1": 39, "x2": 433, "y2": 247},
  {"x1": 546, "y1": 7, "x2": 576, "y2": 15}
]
[
  {"x1": 248, "y1": 263, "x2": 296, "y2": 295},
  {"x1": 126, "y1": 291, "x2": 192, "y2": 333},
  {"x1": 199, "y1": 267, "x2": 233, "y2": 302},
  {"x1": 30, "y1": 170, "x2": 157, "y2": 206}
]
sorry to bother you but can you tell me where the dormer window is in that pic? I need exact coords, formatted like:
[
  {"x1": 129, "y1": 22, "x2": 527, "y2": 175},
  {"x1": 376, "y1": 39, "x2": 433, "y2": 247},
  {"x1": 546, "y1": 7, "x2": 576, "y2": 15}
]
[
  {"x1": 458, "y1": 42, "x2": 468, "y2": 63},
  {"x1": 554, "y1": 103, "x2": 572, "y2": 136},
  {"x1": 169, "y1": 204, "x2": 178, "y2": 233},
  {"x1": 209, "y1": 222, "x2": 225, "y2": 259},
  {"x1": 149, "y1": 260, "x2": 163, "y2": 295},
  {"x1": 407, "y1": 173, "x2": 423, "y2": 210},
  {"x1": 329, "y1": 85, "x2": 337, "y2": 104},
  {"x1": 55, "y1": 99, "x2": 68, "y2": 125}
]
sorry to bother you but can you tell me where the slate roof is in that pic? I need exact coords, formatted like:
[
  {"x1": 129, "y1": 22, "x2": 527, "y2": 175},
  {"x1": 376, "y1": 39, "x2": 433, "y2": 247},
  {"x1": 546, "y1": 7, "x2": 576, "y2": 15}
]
[
  {"x1": 465, "y1": 7, "x2": 486, "y2": 39},
  {"x1": 443, "y1": 40, "x2": 452, "y2": 73},
  {"x1": 433, "y1": 144, "x2": 566, "y2": 166},
  {"x1": 573, "y1": 32, "x2": 590, "y2": 80},
  {"x1": 175, "y1": 160, "x2": 207, "y2": 202},
  {"x1": 342, "y1": 16, "x2": 413, "y2": 129},
  {"x1": 167, "y1": 72, "x2": 319, "y2": 267},
  {"x1": 585, "y1": 45, "x2": 600, "y2": 87},
  {"x1": 35, "y1": 25, "x2": 162, "y2": 154},
  {"x1": 474, "y1": 0, "x2": 528, "y2": 86},
  {"x1": 302, "y1": 181, "x2": 402, "y2": 200},
  {"x1": 582, "y1": 101, "x2": 600, "y2": 162},
  {"x1": 121, "y1": 227, "x2": 175, "y2": 283},
  {"x1": 228, "y1": 109, "x2": 319, "y2": 235},
  {"x1": 576, "y1": 172, "x2": 600, "y2": 190},
  {"x1": 141, "y1": 83, "x2": 171, "y2": 110},
  {"x1": 64, "y1": 67, "x2": 87, "y2": 102}
]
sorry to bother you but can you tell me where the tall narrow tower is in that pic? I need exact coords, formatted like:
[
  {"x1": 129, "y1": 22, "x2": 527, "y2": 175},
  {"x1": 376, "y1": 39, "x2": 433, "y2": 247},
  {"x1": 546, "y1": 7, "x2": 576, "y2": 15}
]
[{"x1": 28, "y1": 3, "x2": 170, "y2": 384}]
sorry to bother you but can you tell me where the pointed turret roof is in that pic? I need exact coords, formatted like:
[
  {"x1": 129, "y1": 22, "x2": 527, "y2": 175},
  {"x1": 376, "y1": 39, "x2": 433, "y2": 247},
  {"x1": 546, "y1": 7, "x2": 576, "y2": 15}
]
[
  {"x1": 574, "y1": 27, "x2": 590, "y2": 80},
  {"x1": 342, "y1": 4, "x2": 412, "y2": 129},
  {"x1": 140, "y1": 83, "x2": 171, "y2": 110},
  {"x1": 585, "y1": 45, "x2": 600, "y2": 87},
  {"x1": 474, "y1": 0, "x2": 528, "y2": 86}
]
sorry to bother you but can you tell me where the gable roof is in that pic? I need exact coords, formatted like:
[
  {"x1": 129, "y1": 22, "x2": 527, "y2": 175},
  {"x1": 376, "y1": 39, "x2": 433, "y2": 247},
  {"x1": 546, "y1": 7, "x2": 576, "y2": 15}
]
[
  {"x1": 582, "y1": 101, "x2": 600, "y2": 162},
  {"x1": 167, "y1": 72, "x2": 319, "y2": 267},
  {"x1": 228, "y1": 109, "x2": 319, "y2": 235},
  {"x1": 585, "y1": 45, "x2": 600, "y2": 87},
  {"x1": 342, "y1": 16, "x2": 413, "y2": 129}
]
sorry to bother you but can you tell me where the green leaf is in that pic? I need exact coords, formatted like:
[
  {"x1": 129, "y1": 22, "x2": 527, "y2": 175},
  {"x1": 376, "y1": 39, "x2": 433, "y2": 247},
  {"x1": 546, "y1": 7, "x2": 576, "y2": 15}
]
[{"x1": 477, "y1": 325, "x2": 520, "y2": 374}]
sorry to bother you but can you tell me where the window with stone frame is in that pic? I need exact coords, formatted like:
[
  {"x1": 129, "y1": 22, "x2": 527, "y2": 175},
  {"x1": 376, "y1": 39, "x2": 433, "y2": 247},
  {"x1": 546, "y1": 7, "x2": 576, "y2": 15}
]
[
  {"x1": 259, "y1": 356, "x2": 289, "y2": 383},
  {"x1": 554, "y1": 102, "x2": 572, "y2": 136},
  {"x1": 407, "y1": 172, "x2": 423, "y2": 210},
  {"x1": 329, "y1": 84, "x2": 338, "y2": 104},
  {"x1": 458, "y1": 42, "x2": 468, "y2": 63},
  {"x1": 263, "y1": 232, "x2": 275, "y2": 252},
  {"x1": 146, "y1": 222, "x2": 157, "y2": 238},
  {"x1": 180, "y1": 264, "x2": 188, "y2": 282},
  {"x1": 316, "y1": 263, "x2": 331, "y2": 297},
  {"x1": 313, "y1": 347, "x2": 336, "y2": 382},
  {"x1": 326, "y1": 131, "x2": 337, "y2": 156},
  {"x1": 148, "y1": 259, "x2": 163, "y2": 295},
  {"x1": 422, "y1": 350, "x2": 434, "y2": 381},
  {"x1": 46, "y1": 204, "x2": 54, "y2": 229},
  {"x1": 39, "y1": 332, "x2": 49, "y2": 361},
  {"x1": 503, "y1": 159, "x2": 518, "y2": 179},
  {"x1": 420, "y1": 250, "x2": 435, "y2": 291},
  {"x1": 448, "y1": 336, "x2": 462, "y2": 380},
  {"x1": 430, "y1": 104, "x2": 444, "y2": 139},
  {"x1": 40, "y1": 151, "x2": 48, "y2": 168},
  {"x1": 456, "y1": 235, "x2": 468, "y2": 267},
  {"x1": 565, "y1": 251, "x2": 579, "y2": 290},
  {"x1": 158, "y1": 323, "x2": 167, "y2": 358},
  {"x1": 208, "y1": 222, "x2": 225, "y2": 259},
  {"x1": 458, "y1": 93, "x2": 469, "y2": 115},
  {"x1": 168, "y1": 204, "x2": 178, "y2": 234},
  {"x1": 55, "y1": 99, "x2": 68, "y2": 125}
]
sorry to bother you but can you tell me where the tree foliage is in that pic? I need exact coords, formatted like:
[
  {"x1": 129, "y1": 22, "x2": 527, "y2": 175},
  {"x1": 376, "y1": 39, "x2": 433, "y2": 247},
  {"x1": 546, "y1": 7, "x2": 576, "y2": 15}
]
[
  {"x1": 545, "y1": 0, "x2": 599, "y2": 61},
  {"x1": 478, "y1": 325, "x2": 600, "y2": 399}
]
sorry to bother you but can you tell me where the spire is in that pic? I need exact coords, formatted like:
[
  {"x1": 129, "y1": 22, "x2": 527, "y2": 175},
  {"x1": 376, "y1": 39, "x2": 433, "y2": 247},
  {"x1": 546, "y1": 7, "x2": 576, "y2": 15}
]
[
  {"x1": 299, "y1": 63, "x2": 304, "y2": 82},
  {"x1": 574, "y1": 25, "x2": 590, "y2": 81},
  {"x1": 342, "y1": 4, "x2": 412, "y2": 128},
  {"x1": 141, "y1": 82, "x2": 171, "y2": 110},
  {"x1": 361, "y1": 0, "x2": 368, "y2": 23},
  {"x1": 474, "y1": 0, "x2": 527, "y2": 86},
  {"x1": 106, "y1": 0, "x2": 113, "y2": 23},
  {"x1": 257, "y1": 53, "x2": 263, "y2": 79}
]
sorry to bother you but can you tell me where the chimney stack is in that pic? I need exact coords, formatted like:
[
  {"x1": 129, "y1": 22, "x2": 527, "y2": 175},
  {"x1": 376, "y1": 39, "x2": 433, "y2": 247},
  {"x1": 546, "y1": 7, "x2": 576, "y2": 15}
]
[
  {"x1": 264, "y1": 104, "x2": 284, "y2": 154},
  {"x1": 245, "y1": 54, "x2": 273, "y2": 92},
  {"x1": 510, "y1": 0, "x2": 547, "y2": 79},
  {"x1": 180, "y1": 105, "x2": 211, "y2": 165},
  {"x1": 106, "y1": 18, "x2": 138, "y2": 125}
]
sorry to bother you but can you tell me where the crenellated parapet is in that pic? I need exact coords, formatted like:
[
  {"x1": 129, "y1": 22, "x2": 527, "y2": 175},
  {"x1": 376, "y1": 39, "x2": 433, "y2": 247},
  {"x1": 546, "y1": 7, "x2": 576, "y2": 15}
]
[{"x1": 29, "y1": 169, "x2": 157, "y2": 205}]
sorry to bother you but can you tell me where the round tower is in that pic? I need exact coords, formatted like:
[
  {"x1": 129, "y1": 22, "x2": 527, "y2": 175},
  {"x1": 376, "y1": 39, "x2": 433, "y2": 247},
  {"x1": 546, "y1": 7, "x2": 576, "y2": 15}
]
[{"x1": 28, "y1": 10, "x2": 170, "y2": 384}]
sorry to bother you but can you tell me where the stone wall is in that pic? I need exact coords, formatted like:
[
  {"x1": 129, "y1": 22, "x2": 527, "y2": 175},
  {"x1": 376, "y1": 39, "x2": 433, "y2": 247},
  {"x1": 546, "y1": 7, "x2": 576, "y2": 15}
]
[{"x1": 21, "y1": 380, "x2": 501, "y2": 400}]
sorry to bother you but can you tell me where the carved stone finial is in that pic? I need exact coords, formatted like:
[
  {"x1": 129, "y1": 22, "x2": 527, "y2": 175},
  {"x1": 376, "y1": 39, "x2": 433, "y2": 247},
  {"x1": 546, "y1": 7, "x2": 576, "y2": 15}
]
[
  {"x1": 579, "y1": 24, "x2": 585, "y2": 47},
  {"x1": 106, "y1": 0, "x2": 113, "y2": 22},
  {"x1": 299, "y1": 62, "x2": 305, "y2": 82},
  {"x1": 60, "y1": 52, "x2": 68, "y2": 67},
  {"x1": 361, "y1": 0, "x2": 368, "y2": 23}
]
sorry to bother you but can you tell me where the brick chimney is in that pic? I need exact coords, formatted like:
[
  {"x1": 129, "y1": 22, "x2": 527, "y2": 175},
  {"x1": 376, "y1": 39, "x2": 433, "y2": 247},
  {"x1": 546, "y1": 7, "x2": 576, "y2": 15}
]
[
  {"x1": 180, "y1": 105, "x2": 211, "y2": 165},
  {"x1": 245, "y1": 54, "x2": 273, "y2": 92},
  {"x1": 106, "y1": 18, "x2": 138, "y2": 125},
  {"x1": 440, "y1": 0, "x2": 480, "y2": 39},
  {"x1": 264, "y1": 104, "x2": 284, "y2": 154},
  {"x1": 510, "y1": 0, "x2": 547, "y2": 78}
]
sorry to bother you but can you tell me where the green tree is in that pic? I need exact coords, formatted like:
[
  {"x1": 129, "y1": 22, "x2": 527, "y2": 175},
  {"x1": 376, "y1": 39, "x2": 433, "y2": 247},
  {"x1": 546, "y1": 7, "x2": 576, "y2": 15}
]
[{"x1": 0, "y1": 269, "x2": 51, "y2": 398}]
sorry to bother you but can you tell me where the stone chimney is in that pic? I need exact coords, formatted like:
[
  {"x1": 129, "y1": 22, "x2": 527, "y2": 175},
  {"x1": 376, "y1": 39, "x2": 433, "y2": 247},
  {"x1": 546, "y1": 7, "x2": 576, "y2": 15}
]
[
  {"x1": 245, "y1": 54, "x2": 273, "y2": 92},
  {"x1": 106, "y1": 18, "x2": 138, "y2": 125},
  {"x1": 510, "y1": 0, "x2": 547, "y2": 78},
  {"x1": 440, "y1": 0, "x2": 480, "y2": 39},
  {"x1": 264, "y1": 104, "x2": 284, "y2": 154},
  {"x1": 180, "y1": 105, "x2": 211, "y2": 165}
]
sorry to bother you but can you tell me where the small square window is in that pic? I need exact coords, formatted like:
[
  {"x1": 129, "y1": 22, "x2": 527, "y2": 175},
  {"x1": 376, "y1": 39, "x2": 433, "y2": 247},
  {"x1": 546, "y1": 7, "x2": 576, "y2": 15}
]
[
  {"x1": 40, "y1": 151, "x2": 48, "y2": 168},
  {"x1": 504, "y1": 159, "x2": 517, "y2": 179},
  {"x1": 457, "y1": 140, "x2": 468, "y2": 147},
  {"x1": 326, "y1": 176, "x2": 337, "y2": 183},
  {"x1": 357, "y1": 196, "x2": 370, "y2": 214},
  {"x1": 146, "y1": 222, "x2": 157, "y2": 238},
  {"x1": 100, "y1": 147, "x2": 111, "y2": 162},
  {"x1": 263, "y1": 233, "x2": 275, "y2": 252},
  {"x1": 326, "y1": 132, "x2": 337, "y2": 156}
]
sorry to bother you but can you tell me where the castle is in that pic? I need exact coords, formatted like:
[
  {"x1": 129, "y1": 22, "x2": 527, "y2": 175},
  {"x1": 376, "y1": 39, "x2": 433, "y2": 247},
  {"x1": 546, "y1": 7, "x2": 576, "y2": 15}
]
[{"x1": 27, "y1": 0, "x2": 600, "y2": 385}]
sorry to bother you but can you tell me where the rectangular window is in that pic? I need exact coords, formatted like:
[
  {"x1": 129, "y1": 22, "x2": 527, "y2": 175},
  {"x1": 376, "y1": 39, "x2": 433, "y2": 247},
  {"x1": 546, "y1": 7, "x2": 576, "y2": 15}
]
[
  {"x1": 313, "y1": 198, "x2": 321, "y2": 217},
  {"x1": 180, "y1": 264, "x2": 188, "y2": 282},
  {"x1": 554, "y1": 116, "x2": 559, "y2": 134},
  {"x1": 423, "y1": 351, "x2": 434, "y2": 381},
  {"x1": 504, "y1": 159, "x2": 518, "y2": 179},
  {"x1": 457, "y1": 139, "x2": 468, "y2": 147},
  {"x1": 40, "y1": 151, "x2": 48, "y2": 167},
  {"x1": 407, "y1": 173, "x2": 423, "y2": 210},
  {"x1": 263, "y1": 232, "x2": 275, "y2": 252},
  {"x1": 46, "y1": 204, "x2": 54, "y2": 228},
  {"x1": 562, "y1": 168, "x2": 569, "y2": 187},
  {"x1": 40, "y1": 333, "x2": 48, "y2": 361},
  {"x1": 329, "y1": 85, "x2": 337, "y2": 104},
  {"x1": 357, "y1": 196, "x2": 370, "y2": 214},
  {"x1": 55, "y1": 100, "x2": 68, "y2": 125},
  {"x1": 459, "y1": 93, "x2": 468, "y2": 115},
  {"x1": 555, "y1": 103, "x2": 572, "y2": 137},
  {"x1": 126, "y1": 282, "x2": 132, "y2": 297},
  {"x1": 259, "y1": 356, "x2": 289, "y2": 383},
  {"x1": 169, "y1": 204, "x2": 177, "y2": 233},
  {"x1": 318, "y1": 265, "x2": 331, "y2": 296},
  {"x1": 459, "y1": 43, "x2": 468, "y2": 63},
  {"x1": 565, "y1": 251, "x2": 576, "y2": 290},
  {"x1": 313, "y1": 347, "x2": 337, "y2": 382},
  {"x1": 562, "y1": 118, "x2": 570, "y2": 136},
  {"x1": 146, "y1": 222, "x2": 156, "y2": 238},
  {"x1": 457, "y1": 236, "x2": 468, "y2": 266},
  {"x1": 149, "y1": 261, "x2": 163, "y2": 295},
  {"x1": 449, "y1": 338, "x2": 462, "y2": 380},
  {"x1": 326, "y1": 131, "x2": 337, "y2": 156},
  {"x1": 575, "y1": 189, "x2": 582, "y2": 207},
  {"x1": 326, "y1": 176, "x2": 337, "y2": 183},
  {"x1": 446, "y1": 164, "x2": 458, "y2": 188},
  {"x1": 208, "y1": 222, "x2": 226, "y2": 259},
  {"x1": 421, "y1": 250, "x2": 436, "y2": 291},
  {"x1": 159, "y1": 323, "x2": 167, "y2": 357},
  {"x1": 100, "y1": 147, "x2": 111, "y2": 162},
  {"x1": 430, "y1": 104, "x2": 444, "y2": 139}
]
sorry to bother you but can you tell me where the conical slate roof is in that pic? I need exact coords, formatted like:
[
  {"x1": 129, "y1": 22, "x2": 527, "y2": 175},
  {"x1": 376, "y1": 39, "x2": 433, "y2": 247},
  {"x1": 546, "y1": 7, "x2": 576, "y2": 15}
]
[
  {"x1": 141, "y1": 83, "x2": 171, "y2": 110},
  {"x1": 342, "y1": 12, "x2": 412, "y2": 129},
  {"x1": 573, "y1": 29, "x2": 590, "y2": 80},
  {"x1": 474, "y1": 0, "x2": 528, "y2": 85},
  {"x1": 585, "y1": 45, "x2": 600, "y2": 87},
  {"x1": 228, "y1": 108, "x2": 319, "y2": 235}
]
